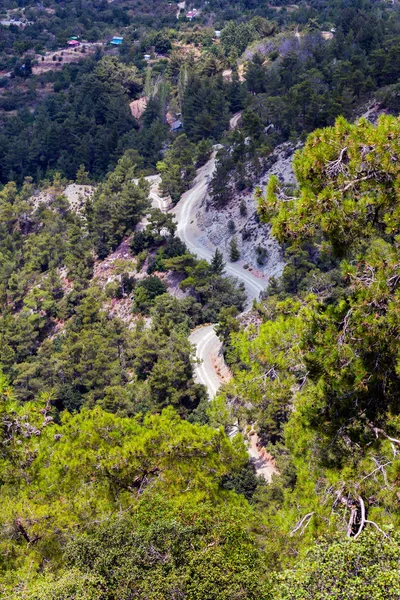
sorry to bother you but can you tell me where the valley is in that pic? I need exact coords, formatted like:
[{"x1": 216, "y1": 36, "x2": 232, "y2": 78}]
[{"x1": 1, "y1": 0, "x2": 400, "y2": 597}]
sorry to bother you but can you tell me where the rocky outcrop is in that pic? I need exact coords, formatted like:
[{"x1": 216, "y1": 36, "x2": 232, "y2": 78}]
[{"x1": 196, "y1": 142, "x2": 298, "y2": 278}]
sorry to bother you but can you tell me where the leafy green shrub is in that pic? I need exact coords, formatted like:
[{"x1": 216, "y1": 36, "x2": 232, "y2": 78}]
[{"x1": 133, "y1": 276, "x2": 167, "y2": 313}]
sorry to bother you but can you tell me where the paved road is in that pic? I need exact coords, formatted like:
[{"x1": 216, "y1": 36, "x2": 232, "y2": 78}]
[
  {"x1": 173, "y1": 153, "x2": 267, "y2": 395},
  {"x1": 134, "y1": 174, "x2": 172, "y2": 213},
  {"x1": 229, "y1": 111, "x2": 243, "y2": 130},
  {"x1": 173, "y1": 152, "x2": 275, "y2": 479},
  {"x1": 189, "y1": 325, "x2": 223, "y2": 398},
  {"x1": 174, "y1": 154, "x2": 266, "y2": 306}
]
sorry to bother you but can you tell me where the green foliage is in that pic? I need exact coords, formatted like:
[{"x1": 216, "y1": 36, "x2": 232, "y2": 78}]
[
  {"x1": 220, "y1": 21, "x2": 258, "y2": 56},
  {"x1": 182, "y1": 73, "x2": 229, "y2": 142},
  {"x1": 229, "y1": 237, "x2": 240, "y2": 261},
  {"x1": 133, "y1": 275, "x2": 168, "y2": 313},
  {"x1": 0, "y1": 57, "x2": 143, "y2": 184},
  {"x1": 222, "y1": 117, "x2": 400, "y2": 557},
  {"x1": 130, "y1": 208, "x2": 177, "y2": 254},
  {"x1": 4, "y1": 2, "x2": 400, "y2": 597},
  {"x1": 210, "y1": 248, "x2": 226, "y2": 275},
  {"x1": 150, "y1": 294, "x2": 203, "y2": 332},
  {"x1": 17, "y1": 501, "x2": 272, "y2": 600},
  {"x1": 87, "y1": 151, "x2": 150, "y2": 258},
  {"x1": 260, "y1": 116, "x2": 400, "y2": 254},
  {"x1": 195, "y1": 138, "x2": 213, "y2": 167},
  {"x1": 181, "y1": 259, "x2": 246, "y2": 322},
  {"x1": 157, "y1": 134, "x2": 196, "y2": 202},
  {"x1": 0, "y1": 381, "x2": 256, "y2": 595},
  {"x1": 154, "y1": 30, "x2": 172, "y2": 55},
  {"x1": 210, "y1": 148, "x2": 234, "y2": 207},
  {"x1": 151, "y1": 236, "x2": 188, "y2": 272},
  {"x1": 276, "y1": 532, "x2": 400, "y2": 599}
]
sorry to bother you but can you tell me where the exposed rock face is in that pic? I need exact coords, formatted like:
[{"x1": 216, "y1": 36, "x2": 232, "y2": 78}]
[
  {"x1": 129, "y1": 96, "x2": 148, "y2": 119},
  {"x1": 62, "y1": 184, "x2": 94, "y2": 213},
  {"x1": 197, "y1": 142, "x2": 298, "y2": 278},
  {"x1": 29, "y1": 184, "x2": 94, "y2": 214}
]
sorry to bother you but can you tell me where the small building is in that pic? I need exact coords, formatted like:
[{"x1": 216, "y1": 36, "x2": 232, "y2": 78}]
[
  {"x1": 170, "y1": 119, "x2": 183, "y2": 131},
  {"x1": 110, "y1": 36, "x2": 124, "y2": 45},
  {"x1": 214, "y1": 30, "x2": 221, "y2": 38},
  {"x1": 67, "y1": 40, "x2": 80, "y2": 47},
  {"x1": 144, "y1": 54, "x2": 151, "y2": 61},
  {"x1": 186, "y1": 9, "x2": 198, "y2": 19}
]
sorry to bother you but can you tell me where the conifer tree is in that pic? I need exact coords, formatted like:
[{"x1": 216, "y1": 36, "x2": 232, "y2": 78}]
[
  {"x1": 229, "y1": 237, "x2": 240, "y2": 262},
  {"x1": 211, "y1": 248, "x2": 225, "y2": 274}
]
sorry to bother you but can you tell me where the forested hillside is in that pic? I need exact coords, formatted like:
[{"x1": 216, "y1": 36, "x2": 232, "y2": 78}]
[{"x1": 1, "y1": 0, "x2": 400, "y2": 597}]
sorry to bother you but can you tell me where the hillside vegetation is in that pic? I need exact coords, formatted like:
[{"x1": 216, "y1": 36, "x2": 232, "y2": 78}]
[{"x1": 1, "y1": 0, "x2": 400, "y2": 597}]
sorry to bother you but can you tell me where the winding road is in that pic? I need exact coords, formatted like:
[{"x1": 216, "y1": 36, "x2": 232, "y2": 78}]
[
  {"x1": 172, "y1": 152, "x2": 276, "y2": 480},
  {"x1": 229, "y1": 111, "x2": 243, "y2": 130},
  {"x1": 171, "y1": 150, "x2": 277, "y2": 480},
  {"x1": 173, "y1": 152, "x2": 267, "y2": 393},
  {"x1": 189, "y1": 325, "x2": 224, "y2": 399},
  {"x1": 174, "y1": 155, "x2": 266, "y2": 307},
  {"x1": 173, "y1": 153, "x2": 267, "y2": 395}
]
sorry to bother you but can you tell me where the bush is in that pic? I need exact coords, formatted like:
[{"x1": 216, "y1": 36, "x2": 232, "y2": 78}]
[
  {"x1": 153, "y1": 237, "x2": 188, "y2": 271},
  {"x1": 136, "y1": 251, "x2": 147, "y2": 271},
  {"x1": 130, "y1": 231, "x2": 150, "y2": 254},
  {"x1": 133, "y1": 276, "x2": 167, "y2": 313},
  {"x1": 228, "y1": 219, "x2": 236, "y2": 233},
  {"x1": 256, "y1": 246, "x2": 268, "y2": 266}
]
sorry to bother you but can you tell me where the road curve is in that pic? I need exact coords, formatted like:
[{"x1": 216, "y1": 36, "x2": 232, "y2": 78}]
[
  {"x1": 229, "y1": 111, "x2": 243, "y2": 130},
  {"x1": 173, "y1": 154, "x2": 266, "y2": 305},
  {"x1": 134, "y1": 174, "x2": 172, "y2": 213},
  {"x1": 173, "y1": 153, "x2": 267, "y2": 396},
  {"x1": 173, "y1": 152, "x2": 275, "y2": 479},
  {"x1": 189, "y1": 325, "x2": 223, "y2": 397}
]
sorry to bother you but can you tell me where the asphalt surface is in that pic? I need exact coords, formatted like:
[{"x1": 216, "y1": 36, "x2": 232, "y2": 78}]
[
  {"x1": 173, "y1": 152, "x2": 275, "y2": 480},
  {"x1": 173, "y1": 154, "x2": 266, "y2": 395},
  {"x1": 189, "y1": 325, "x2": 223, "y2": 399},
  {"x1": 174, "y1": 155, "x2": 266, "y2": 307},
  {"x1": 229, "y1": 111, "x2": 243, "y2": 130}
]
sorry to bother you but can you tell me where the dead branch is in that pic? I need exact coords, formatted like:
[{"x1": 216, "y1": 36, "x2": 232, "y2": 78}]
[
  {"x1": 326, "y1": 147, "x2": 348, "y2": 177},
  {"x1": 365, "y1": 520, "x2": 388, "y2": 538},
  {"x1": 290, "y1": 512, "x2": 314, "y2": 536},
  {"x1": 340, "y1": 173, "x2": 375, "y2": 192},
  {"x1": 346, "y1": 505, "x2": 357, "y2": 537},
  {"x1": 359, "y1": 460, "x2": 392, "y2": 485},
  {"x1": 353, "y1": 496, "x2": 366, "y2": 540},
  {"x1": 368, "y1": 423, "x2": 400, "y2": 446},
  {"x1": 371, "y1": 457, "x2": 392, "y2": 490},
  {"x1": 338, "y1": 308, "x2": 353, "y2": 345},
  {"x1": 14, "y1": 518, "x2": 41, "y2": 546},
  {"x1": 201, "y1": 540, "x2": 218, "y2": 553}
]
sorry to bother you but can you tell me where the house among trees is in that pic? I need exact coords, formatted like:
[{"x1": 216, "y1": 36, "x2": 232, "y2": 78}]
[
  {"x1": 67, "y1": 39, "x2": 80, "y2": 48},
  {"x1": 170, "y1": 119, "x2": 183, "y2": 131},
  {"x1": 186, "y1": 9, "x2": 198, "y2": 19}
]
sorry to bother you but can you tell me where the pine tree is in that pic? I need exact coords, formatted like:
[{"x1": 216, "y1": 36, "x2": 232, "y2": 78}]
[
  {"x1": 229, "y1": 237, "x2": 240, "y2": 262},
  {"x1": 76, "y1": 164, "x2": 90, "y2": 185},
  {"x1": 211, "y1": 248, "x2": 225, "y2": 274}
]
